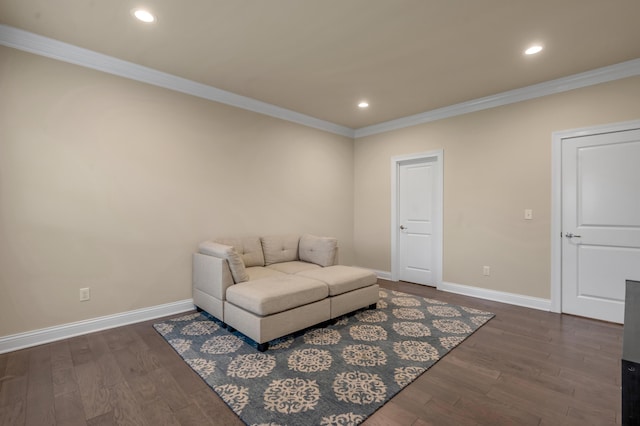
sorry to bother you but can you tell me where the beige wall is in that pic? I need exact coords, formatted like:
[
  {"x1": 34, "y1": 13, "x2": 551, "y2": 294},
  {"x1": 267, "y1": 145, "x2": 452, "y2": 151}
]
[
  {"x1": 354, "y1": 76, "x2": 640, "y2": 299},
  {"x1": 2, "y1": 43, "x2": 639, "y2": 339},
  {"x1": 0, "y1": 46, "x2": 354, "y2": 337}
]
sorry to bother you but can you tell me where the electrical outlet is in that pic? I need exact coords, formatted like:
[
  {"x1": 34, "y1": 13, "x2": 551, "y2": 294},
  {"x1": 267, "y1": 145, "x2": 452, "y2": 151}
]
[
  {"x1": 524, "y1": 209, "x2": 533, "y2": 220},
  {"x1": 483, "y1": 266, "x2": 491, "y2": 276},
  {"x1": 79, "y1": 287, "x2": 90, "y2": 302}
]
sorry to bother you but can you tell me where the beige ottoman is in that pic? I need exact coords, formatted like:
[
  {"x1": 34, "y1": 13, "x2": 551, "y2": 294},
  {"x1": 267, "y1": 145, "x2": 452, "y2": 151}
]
[
  {"x1": 224, "y1": 274, "x2": 331, "y2": 351},
  {"x1": 297, "y1": 265, "x2": 379, "y2": 318}
]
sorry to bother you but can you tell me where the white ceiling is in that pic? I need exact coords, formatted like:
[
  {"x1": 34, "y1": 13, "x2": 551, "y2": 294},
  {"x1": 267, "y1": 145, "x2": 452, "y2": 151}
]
[{"x1": 1, "y1": 0, "x2": 640, "y2": 131}]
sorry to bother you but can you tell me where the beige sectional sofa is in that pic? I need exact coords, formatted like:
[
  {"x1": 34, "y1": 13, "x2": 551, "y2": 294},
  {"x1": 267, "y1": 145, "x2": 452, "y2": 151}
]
[{"x1": 192, "y1": 234, "x2": 379, "y2": 351}]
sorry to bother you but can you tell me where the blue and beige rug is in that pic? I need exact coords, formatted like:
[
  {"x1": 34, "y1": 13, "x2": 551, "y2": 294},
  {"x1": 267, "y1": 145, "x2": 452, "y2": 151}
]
[{"x1": 154, "y1": 289, "x2": 494, "y2": 425}]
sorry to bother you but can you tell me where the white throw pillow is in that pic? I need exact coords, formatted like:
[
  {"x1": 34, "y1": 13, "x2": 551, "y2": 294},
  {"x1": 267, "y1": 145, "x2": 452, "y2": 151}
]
[
  {"x1": 198, "y1": 241, "x2": 249, "y2": 283},
  {"x1": 299, "y1": 234, "x2": 337, "y2": 267}
]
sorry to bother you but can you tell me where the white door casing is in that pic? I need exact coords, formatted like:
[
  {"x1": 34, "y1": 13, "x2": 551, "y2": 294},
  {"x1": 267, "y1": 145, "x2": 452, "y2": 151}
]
[
  {"x1": 391, "y1": 150, "x2": 443, "y2": 286},
  {"x1": 551, "y1": 120, "x2": 640, "y2": 323}
]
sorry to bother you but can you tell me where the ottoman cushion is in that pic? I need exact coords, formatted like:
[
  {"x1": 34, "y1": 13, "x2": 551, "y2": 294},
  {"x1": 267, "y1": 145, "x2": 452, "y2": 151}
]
[
  {"x1": 297, "y1": 265, "x2": 377, "y2": 296},
  {"x1": 226, "y1": 275, "x2": 328, "y2": 316}
]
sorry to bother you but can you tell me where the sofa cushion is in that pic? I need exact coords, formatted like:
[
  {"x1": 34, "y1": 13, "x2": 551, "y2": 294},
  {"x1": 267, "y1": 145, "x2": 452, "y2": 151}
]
[
  {"x1": 226, "y1": 275, "x2": 328, "y2": 316},
  {"x1": 261, "y1": 235, "x2": 299, "y2": 266},
  {"x1": 297, "y1": 265, "x2": 377, "y2": 296},
  {"x1": 216, "y1": 237, "x2": 265, "y2": 267},
  {"x1": 267, "y1": 261, "x2": 322, "y2": 275},
  {"x1": 299, "y1": 234, "x2": 338, "y2": 267},
  {"x1": 198, "y1": 241, "x2": 249, "y2": 283},
  {"x1": 245, "y1": 266, "x2": 286, "y2": 281}
]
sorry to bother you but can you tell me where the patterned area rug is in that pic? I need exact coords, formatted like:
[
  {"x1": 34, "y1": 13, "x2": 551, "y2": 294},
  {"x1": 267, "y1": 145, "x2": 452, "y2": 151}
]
[{"x1": 154, "y1": 289, "x2": 494, "y2": 425}]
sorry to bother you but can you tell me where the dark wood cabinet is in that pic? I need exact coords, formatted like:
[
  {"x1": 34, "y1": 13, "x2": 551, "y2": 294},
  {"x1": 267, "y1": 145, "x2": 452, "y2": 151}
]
[{"x1": 623, "y1": 280, "x2": 640, "y2": 425}]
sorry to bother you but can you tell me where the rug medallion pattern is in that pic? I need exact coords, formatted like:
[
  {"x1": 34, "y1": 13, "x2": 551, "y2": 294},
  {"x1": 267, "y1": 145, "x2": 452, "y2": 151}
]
[{"x1": 154, "y1": 289, "x2": 494, "y2": 425}]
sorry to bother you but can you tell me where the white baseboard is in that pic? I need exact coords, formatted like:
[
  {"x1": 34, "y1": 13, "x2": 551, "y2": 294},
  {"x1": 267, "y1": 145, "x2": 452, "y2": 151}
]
[
  {"x1": 0, "y1": 299, "x2": 195, "y2": 354},
  {"x1": 362, "y1": 267, "x2": 552, "y2": 312},
  {"x1": 439, "y1": 281, "x2": 551, "y2": 311},
  {"x1": 370, "y1": 269, "x2": 392, "y2": 280}
]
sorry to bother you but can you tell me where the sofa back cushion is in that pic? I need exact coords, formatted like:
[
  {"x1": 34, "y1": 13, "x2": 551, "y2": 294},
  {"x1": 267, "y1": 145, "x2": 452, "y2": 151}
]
[
  {"x1": 215, "y1": 237, "x2": 265, "y2": 267},
  {"x1": 299, "y1": 234, "x2": 338, "y2": 267},
  {"x1": 198, "y1": 241, "x2": 249, "y2": 283},
  {"x1": 261, "y1": 235, "x2": 300, "y2": 265}
]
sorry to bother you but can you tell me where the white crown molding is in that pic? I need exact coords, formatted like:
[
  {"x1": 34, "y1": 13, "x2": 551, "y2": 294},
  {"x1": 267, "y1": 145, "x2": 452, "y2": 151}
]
[
  {"x1": 355, "y1": 58, "x2": 640, "y2": 138},
  {"x1": 439, "y1": 281, "x2": 551, "y2": 312},
  {"x1": 2, "y1": 25, "x2": 639, "y2": 141},
  {"x1": 0, "y1": 299, "x2": 194, "y2": 354},
  {"x1": 0, "y1": 25, "x2": 354, "y2": 138}
]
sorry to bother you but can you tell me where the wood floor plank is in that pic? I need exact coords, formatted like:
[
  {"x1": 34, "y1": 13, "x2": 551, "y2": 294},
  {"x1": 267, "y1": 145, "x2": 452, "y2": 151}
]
[
  {"x1": 485, "y1": 386, "x2": 569, "y2": 423},
  {"x1": 49, "y1": 341, "x2": 74, "y2": 372},
  {"x1": 139, "y1": 399, "x2": 180, "y2": 426},
  {"x1": 0, "y1": 376, "x2": 27, "y2": 409},
  {"x1": 107, "y1": 382, "x2": 147, "y2": 426},
  {"x1": 163, "y1": 359, "x2": 208, "y2": 395},
  {"x1": 69, "y1": 336, "x2": 94, "y2": 366},
  {"x1": 0, "y1": 348, "x2": 29, "y2": 408},
  {"x1": 111, "y1": 348, "x2": 149, "y2": 379},
  {"x1": 171, "y1": 401, "x2": 210, "y2": 426},
  {"x1": 489, "y1": 374, "x2": 570, "y2": 416},
  {"x1": 146, "y1": 368, "x2": 189, "y2": 411},
  {"x1": 52, "y1": 366, "x2": 79, "y2": 398},
  {"x1": 25, "y1": 345, "x2": 55, "y2": 426},
  {"x1": 364, "y1": 400, "x2": 418, "y2": 426},
  {"x1": 86, "y1": 333, "x2": 112, "y2": 361},
  {"x1": 190, "y1": 387, "x2": 244, "y2": 426},
  {"x1": 411, "y1": 373, "x2": 461, "y2": 406},
  {"x1": 95, "y1": 354, "x2": 124, "y2": 389},
  {"x1": 126, "y1": 374, "x2": 159, "y2": 407},
  {"x1": 75, "y1": 361, "x2": 112, "y2": 420},
  {"x1": 0, "y1": 354, "x2": 8, "y2": 380},
  {"x1": 452, "y1": 391, "x2": 541, "y2": 425},
  {"x1": 54, "y1": 390, "x2": 87, "y2": 426},
  {"x1": 103, "y1": 328, "x2": 136, "y2": 353},
  {"x1": 0, "y1": 398, "x2": 26, "y2": 426},
  {"x1": 85, "y1": 411, "x2": 115, "y2": 426},
  {"x1": 417, "y1": 397, "x2": 478, "y2": 426}
]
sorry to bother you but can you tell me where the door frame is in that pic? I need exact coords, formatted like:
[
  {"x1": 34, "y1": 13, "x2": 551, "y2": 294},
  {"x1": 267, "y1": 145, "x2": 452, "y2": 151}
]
[
  {"x1": 550, "y1": 119, "x2": 640, "y2": 313},
  {"x1": 391, "y1": 149, "x2": 443, "y2": 286}
]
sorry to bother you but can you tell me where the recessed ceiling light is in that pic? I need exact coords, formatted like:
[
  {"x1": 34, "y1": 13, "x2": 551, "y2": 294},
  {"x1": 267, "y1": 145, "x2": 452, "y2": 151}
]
[
  {"x1": 358, "y1": 101, "x2": 369, "y2": 108},
  {"x1": 525, "y1": 45, "x2": 543, "y2": 55},
  {"x1": 132, "y1": 9, "x2": 156, "y2": 23}
]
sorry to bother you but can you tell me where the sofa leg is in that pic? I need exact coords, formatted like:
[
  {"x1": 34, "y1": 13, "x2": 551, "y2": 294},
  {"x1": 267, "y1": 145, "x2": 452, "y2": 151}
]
[
  {"x1": 369, "y1": 303, "x2": 377, "y2": 309},
  {"x1": 227, "y1": 326, "x2": 236, "y2": 333},
  {"x1": 257, "y1": 342, "x2": 269, "y2": 352}
]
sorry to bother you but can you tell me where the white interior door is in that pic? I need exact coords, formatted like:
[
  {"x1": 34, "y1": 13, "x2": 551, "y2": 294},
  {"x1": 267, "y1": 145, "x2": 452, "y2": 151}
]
[
  {"x1": 561, "y1": 127, "x2": 640, "y2": 323},
  {"x1": 398, "y1": 158, "x2": 437, "y2": 285}
]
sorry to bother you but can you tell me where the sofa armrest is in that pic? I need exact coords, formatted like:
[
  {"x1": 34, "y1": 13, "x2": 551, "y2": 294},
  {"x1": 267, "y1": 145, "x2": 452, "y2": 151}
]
[{"x1": 192, "y1": 253, "x2": 234, "y2": 301}]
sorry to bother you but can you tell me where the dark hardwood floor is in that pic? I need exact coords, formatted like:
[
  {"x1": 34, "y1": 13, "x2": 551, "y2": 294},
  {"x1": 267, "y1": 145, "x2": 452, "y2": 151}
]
[{"x1": 0, "y1": 279, "x2": 623, "y2": 425}]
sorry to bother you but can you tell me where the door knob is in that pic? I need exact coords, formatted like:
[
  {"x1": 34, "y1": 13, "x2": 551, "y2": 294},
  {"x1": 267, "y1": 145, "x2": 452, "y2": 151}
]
[
  {"x1": 400, "y1": 225, "x2": 407, "y2": 230},
  {"x1": 565, "y1": 232, "x2": 582, "y2": 238}
]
